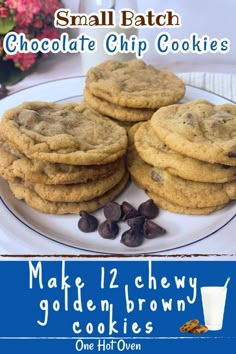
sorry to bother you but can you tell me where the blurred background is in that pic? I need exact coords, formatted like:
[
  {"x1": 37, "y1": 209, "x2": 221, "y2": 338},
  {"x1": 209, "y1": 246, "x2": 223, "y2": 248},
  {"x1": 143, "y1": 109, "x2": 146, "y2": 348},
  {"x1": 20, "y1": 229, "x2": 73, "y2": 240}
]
[{"x1": 65, "y1": 0, "x2": 236, "y2": 73}]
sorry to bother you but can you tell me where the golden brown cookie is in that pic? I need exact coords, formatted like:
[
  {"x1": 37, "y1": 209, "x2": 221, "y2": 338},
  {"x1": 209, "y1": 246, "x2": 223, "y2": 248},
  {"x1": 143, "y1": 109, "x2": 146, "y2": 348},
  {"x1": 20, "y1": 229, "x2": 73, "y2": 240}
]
[
  {"x1": 151, "y1": 99, "x2": 236, "y2": 166},
  {"x1": 33, "y1": 159, "x2": 125, "y2": 202},
  {"x1": 128, "y1": 148, "x2": 236, "y2": 209},
  {"x1": 84, "y1": 88, "x2": 155, "y2": 121},
  {"x1": 8, "y1": 172, "x2": 129, "y2": 214},
  {"x1": 135, "y1": 122, "x2": 236, "y2": 183},
  {"x1": 147, "y1": 191, "x2": 226, "y2": 215},
  {"x1": 86, "y1": 60, "x2": 185, "y2": 109},
  {"x1": 0, "y1": 138, "x2": 123, "y2": 185},
  {"x1": 179, "y1": 319, "x2": 199, "y2": 333},
  {"x1": 127, "y1": 125, "x2": 236, "y2": 210},
  {"x1": 0, "y1": 101, "x2": 128, "y2": 165},
  {"x1": 189, "y1": 325, "x2": 208, "y2": 334}
]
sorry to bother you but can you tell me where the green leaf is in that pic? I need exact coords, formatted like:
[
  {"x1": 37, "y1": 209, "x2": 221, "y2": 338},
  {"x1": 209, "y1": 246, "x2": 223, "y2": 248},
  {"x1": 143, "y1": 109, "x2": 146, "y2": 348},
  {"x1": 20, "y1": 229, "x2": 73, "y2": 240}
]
[
  {"x1": 5, "y1": 64, "x2": 37, "y2": 86},
  {"x1": 0, "y1": 16, "x2": 16, "y2": 34},
  {"x1": 0, "y1": 57, "x2": 38, "y2": 86}
]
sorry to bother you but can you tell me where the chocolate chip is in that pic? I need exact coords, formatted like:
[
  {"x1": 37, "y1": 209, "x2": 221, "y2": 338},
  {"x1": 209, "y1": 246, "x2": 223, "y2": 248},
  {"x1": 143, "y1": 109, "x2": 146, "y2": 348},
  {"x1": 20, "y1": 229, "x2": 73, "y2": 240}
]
[
  {"x1": 143, "y1": 219, "x2": 166, "y2": 239},
  {"x1": 127, "y1": 216, "x2": 145, "y2": 229},
  {"x1": 228, "y1": 151, "x2": 236, "y2": 158},
  {"x1": 78, "y1": 211, "x2": 98, "y2": 233},
  {"x1": 104, "y1": 202, "x2": 123, "y2": 222},
  {"x1": 98, "y1": 220, "x2": 119, "y2": 239},
  {"x1": 151, "y1": 170, "x2": 162, "y2": 182},
  {"x1": 138, "y1": 199, "x2": 159, "y2": 219},
  {"x1": 121, "y1": 201, "x2": 139, "y2": 221},
  {"x1": 120, "y1": 228, "x2": 144, "y2": 247},
  {"x1": 221, "y1": 164, "x2": 231, "y2": 170},
  {"x1": 183, "y1": 112, "x2": 195, "y2": 126}
]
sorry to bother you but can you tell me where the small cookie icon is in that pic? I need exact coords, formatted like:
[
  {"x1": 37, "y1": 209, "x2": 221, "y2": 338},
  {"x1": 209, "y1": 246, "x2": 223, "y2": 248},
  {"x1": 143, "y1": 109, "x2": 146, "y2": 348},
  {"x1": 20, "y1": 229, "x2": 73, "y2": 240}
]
[
  {"x1": 179, "y1": 319, "x2": 199, "y2": 332},
  {"x1": 189, "y1": 325, "x2": 208, "y2": 334}
]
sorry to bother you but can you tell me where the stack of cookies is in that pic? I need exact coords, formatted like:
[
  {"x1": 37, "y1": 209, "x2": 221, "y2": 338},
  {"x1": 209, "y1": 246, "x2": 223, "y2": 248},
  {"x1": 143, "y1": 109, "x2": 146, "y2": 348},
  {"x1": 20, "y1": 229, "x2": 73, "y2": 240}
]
[
  {"x1": 83, "y1": 59, "x2": 185, "y2": 129},
  {"x1": 0, "y1": 101, "x2": 129, "y2": 214},
  {"x1": 127, "y1": 100, "x2": 236, "y2": 215}
]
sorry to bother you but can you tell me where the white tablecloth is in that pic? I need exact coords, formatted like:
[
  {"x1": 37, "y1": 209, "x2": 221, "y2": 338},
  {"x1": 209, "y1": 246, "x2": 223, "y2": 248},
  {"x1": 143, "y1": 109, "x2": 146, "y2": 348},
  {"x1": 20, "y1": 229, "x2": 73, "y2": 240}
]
[{"x1": 0, "y1": 54, "x2": 235, "y2": 258}]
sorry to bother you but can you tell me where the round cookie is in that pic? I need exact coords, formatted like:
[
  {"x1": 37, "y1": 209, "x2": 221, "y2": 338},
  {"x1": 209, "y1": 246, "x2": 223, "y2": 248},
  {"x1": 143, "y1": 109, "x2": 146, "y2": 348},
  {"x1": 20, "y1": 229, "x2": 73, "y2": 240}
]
[
  {"x1": 0, "y1": 139, "x2": 123, "y2": 185},
  {"x1": 147, "y1": 191, "x2": 226, "y2": 215},
  {"x1": 33, "y1": 159, "x2": 125, "y2": 202},
  {"x1": 135, "y1": 122, "x2": 236, "y2": 183},
  {"x1": 151, "y1": 99, "x2": 236, "y2": 166},
  {"x1": 0, "y1": 101, "x2": 128, "y2": 165},
  {"x1": 127, "y1": 127, "x2": 236, "y2": 209},
  {"x1": 84, "y1": 88, "x2": 155, "y2": 122},
  {"x1": 86, "y1": 60, "x2": 185, "y2": 109},
  {"x1": 189, "y1": 325, "x2": 208, "y2": 334},
  {"x1": 8, "y1": 173, "x2": 129, "y2": 215},
  {"x1": 179, "y1": 319, "x2": 199, "y2": 333}
]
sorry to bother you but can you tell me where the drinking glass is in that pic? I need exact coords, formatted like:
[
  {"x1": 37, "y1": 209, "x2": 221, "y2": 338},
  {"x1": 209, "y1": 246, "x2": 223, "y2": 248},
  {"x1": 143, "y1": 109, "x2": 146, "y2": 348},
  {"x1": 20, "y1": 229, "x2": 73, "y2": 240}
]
[
  {"x1": 79, "y1": 0, "x2": 138, "y2": 73},
  {"x1": 201, "y1": 286, "x2": 227, "y2": 330}
]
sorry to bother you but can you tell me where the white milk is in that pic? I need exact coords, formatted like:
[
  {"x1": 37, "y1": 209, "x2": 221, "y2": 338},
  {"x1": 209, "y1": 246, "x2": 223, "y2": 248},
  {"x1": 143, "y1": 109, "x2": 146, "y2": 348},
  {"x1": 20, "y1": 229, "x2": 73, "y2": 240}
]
[
  {"x1": 79, "y1": 25, "x2": 138, "y2": 74},
  {"x1": 201, "y1": 286, "x2": 227, "y2": 330}
]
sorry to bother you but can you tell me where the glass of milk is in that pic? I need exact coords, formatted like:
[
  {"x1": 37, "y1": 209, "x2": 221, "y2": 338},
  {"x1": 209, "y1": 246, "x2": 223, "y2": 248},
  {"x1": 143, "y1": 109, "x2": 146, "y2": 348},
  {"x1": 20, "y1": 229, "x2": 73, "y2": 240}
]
[
  {"x1": 79, "y1": 0, "x2": 138, "y2": 74},
  {"x1": 201, "y1": 286, "x2": 227, "y2": 330}
]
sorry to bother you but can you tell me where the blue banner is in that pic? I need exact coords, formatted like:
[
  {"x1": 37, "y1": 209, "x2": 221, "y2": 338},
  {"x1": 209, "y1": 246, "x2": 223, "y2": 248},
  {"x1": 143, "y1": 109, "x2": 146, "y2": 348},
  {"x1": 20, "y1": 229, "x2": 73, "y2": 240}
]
[{"x1": 0, "y1": 260, "x2": 235, "y2": 353}]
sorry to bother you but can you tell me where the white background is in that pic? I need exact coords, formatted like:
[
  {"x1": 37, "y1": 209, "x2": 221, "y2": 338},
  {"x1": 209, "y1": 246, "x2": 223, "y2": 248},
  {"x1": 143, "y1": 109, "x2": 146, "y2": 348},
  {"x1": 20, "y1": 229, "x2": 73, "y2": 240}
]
[{"x1": 137, "y1": 0, "x2": 236, "y2": 70}]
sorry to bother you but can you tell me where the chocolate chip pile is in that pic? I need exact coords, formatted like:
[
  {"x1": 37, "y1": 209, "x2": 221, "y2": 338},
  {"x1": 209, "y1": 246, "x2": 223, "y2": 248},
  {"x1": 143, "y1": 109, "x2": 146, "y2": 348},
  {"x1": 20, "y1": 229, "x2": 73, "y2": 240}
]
[{"x1": 78, "y1": 199, "x2": 166, "y2": 247}]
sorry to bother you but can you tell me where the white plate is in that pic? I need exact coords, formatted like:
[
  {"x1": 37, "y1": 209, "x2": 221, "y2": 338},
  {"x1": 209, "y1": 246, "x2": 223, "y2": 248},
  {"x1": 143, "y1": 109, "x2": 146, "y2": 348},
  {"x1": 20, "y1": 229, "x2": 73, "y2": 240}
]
[{"x1": 0, "y1": 77, "x2": 235, "y2": 255}]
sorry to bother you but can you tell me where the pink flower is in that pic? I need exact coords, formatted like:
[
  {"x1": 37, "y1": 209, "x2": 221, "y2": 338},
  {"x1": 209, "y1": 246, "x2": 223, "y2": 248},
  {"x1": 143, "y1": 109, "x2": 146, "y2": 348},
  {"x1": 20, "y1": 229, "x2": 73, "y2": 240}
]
[
  {"x1": 0, "y1": 7, "x2": 9, "y2": 18},
  {"x1": 14, "y1": 26, "x2": 30, "y2": 35},
  {"x1": 24, "y1": 1, "x2": 41, "y2": 15},
  {"x1": 6, "y1": 52, "x2": 37, "y2": 71},
  {"x1": 14, "y1": 12, "x2": 33, "y2": 26},
  {"x1": 40, "y1": 0, "x2": 61, "y2": 15},
  {"x1": 4, "y1": 0, "x2": 26, "y2": 13},
  {"x1": 33, "y1": 19, "x2": 43, "y2": 29},
  {"x1": 37, "y1": 27, "x2": 60, "y2": 41},
  {"x1": 5, "y1": 0, "x2": 41, "y2": 15},
  {"x1": 3, "y1": 0, "x2": 61, "y2": 72}
]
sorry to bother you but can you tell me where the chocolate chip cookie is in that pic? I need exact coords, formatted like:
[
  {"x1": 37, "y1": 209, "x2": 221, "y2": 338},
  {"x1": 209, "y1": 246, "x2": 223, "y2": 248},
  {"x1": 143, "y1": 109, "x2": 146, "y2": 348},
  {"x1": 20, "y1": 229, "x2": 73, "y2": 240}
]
[
  {"x1": 8, "y1": 172, "x2": 129, "y2": 215},
  {"x1": 151, "y1": 99, "x2": 236, "y2": 166},
  {"x1": 0, "y1": 101, "x2": 128, "y2": 165},
  {"x1": 127, "y1": 125, "x2": 236, "y2": 212},
  {"x1": 135, "y1": 122, "x2": 236, "y2": 183},
  {"x1": 180, "y1": 319, "x2": 199, "y2": 333},
  {"x1": 86, "y1": 60, "x2": 185, "y2": 109},
  {"x1": 0, "y1": 138, "x2": 123, "y2": 185}
]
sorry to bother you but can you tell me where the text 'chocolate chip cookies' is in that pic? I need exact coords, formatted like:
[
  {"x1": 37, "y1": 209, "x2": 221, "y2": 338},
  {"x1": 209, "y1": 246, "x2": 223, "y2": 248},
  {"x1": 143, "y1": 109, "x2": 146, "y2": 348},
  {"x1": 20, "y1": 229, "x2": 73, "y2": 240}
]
[{"x1": 0, "y1": 101, "x2": 129, "y2": 214}]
